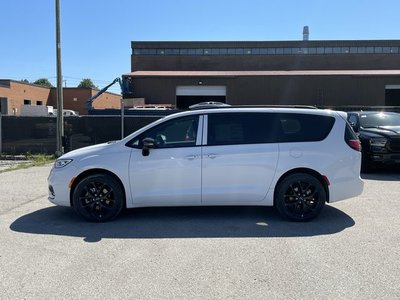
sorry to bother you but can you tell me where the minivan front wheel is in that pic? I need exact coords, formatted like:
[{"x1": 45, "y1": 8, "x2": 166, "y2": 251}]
[
  {"x1": 275, "y1": 173, "x2": 326, "y2": 222},
  {"x1": 72, "y1": 174, "x2": 124, "y2": 222}
]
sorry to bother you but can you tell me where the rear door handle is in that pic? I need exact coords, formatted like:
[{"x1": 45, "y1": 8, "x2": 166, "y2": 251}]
[
  {"x1": 184, "y1": 155, "x2": 197, "y2": 160},
  {"x1": 207, "y1": 154, "x2": 217, "y2": 159}
]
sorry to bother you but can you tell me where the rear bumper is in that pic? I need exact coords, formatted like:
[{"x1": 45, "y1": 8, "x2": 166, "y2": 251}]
[{"x1": 329, "y1": 176, "x2": 364, "y2": 203}]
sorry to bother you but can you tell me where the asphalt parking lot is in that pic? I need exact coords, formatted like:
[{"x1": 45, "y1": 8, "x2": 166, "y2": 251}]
[{"x1": 0, "y1": 165, "x2": 399, "y2": 299}]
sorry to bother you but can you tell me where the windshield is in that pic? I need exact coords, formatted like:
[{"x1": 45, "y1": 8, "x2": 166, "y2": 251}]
[{"x1": 360, "y1": 112, "x2": 400, "y2": 128}]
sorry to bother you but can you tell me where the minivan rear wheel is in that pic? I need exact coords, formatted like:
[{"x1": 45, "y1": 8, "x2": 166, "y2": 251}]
[
  {"x1": 72, "y1": 174, "x2": 124, "y2": 222},
  {"x1": 275, "y1": 173, "x2": 326, "y2": 222}
]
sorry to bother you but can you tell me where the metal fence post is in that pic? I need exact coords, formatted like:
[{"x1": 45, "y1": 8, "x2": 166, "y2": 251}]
[
  {"x1": 0, "y1": 113, "x2": 2, "y2": 156},
  {"x1": 121, "y1": 98, "x2": 125, "y2": 139}
]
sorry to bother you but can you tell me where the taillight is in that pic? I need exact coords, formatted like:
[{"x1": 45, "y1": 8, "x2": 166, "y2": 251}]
[
  {"x1": 345, "y1": 123, "x2": 362, "y2": 152},
  {"x1": 347, "y1": 139, "x2": 362, "y2": 152}
]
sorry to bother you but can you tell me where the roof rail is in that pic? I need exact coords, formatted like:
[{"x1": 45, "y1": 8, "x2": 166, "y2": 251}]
[
  {"x1": 189, "y1": 102, "x2": 231, "y2": 110},
  {"x1": 188, "y1": 103, "x2": 318, "y2": 110},
  {"x1": 231, "y1": 105, "x2": 318, "y2": 109}
]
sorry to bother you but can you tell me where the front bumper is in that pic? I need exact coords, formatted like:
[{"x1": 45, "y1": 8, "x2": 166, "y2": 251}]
[
  {"x1": 368, "y1": 152, "x2": 400, "y2": 164},
  {"x1": 47, "y1": 164, "x2": 79, "y2": 207}
]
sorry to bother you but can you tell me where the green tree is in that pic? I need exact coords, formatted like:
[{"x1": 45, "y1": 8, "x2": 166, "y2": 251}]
[
  {"x1": 34, "y1": 78, "x2": 53, "y2": 87},
  {"x1": 78, "y1": 78, "x2": 97, "y2": 89},
  {"x1": 21, "y1": 79, "x2": 30, "y2": 83}
]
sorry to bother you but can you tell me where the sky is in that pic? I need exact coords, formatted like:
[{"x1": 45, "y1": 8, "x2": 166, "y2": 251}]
[{"x1": 1, "y1": 0, "x2": 400, "y2": 94}]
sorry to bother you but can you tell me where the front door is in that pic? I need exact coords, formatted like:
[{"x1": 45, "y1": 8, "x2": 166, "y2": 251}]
[{"x1": 129, "y1": 115, "x2": 203, "y2": 205}]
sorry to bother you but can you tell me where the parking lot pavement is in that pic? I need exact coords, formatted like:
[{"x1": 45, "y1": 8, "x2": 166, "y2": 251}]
[{"x1": 1, "y1": 166, "x2": 400, "y2": 299}]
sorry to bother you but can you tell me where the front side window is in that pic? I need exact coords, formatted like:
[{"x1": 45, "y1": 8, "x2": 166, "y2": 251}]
[
  {"x1": 207, "y1": 113, "x2": 276, "y2": 146},
  {"x1": 130, "y1": 116, "x2": 199, "y2": 149}
]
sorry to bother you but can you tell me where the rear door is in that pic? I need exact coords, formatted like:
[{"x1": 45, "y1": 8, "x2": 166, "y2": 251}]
[{"x1": 201, "y1": 112, "x2": 279, "y2": 204}]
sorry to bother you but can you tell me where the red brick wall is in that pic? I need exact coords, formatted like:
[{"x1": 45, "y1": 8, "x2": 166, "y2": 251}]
[
  {"x1": 0, "y1": 81, "x2": 121, "y2": 115},
  {"x1": 0, "y1": 81, "x2": 51, "y2": 115}
]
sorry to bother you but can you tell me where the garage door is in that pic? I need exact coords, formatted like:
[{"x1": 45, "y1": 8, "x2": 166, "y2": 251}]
[
  {"x1": 176, "y1": 86, "x2": 226, "y2": 109},
  {"x1": 385, "y1": 85, "x2": 400, "y2": 106}
]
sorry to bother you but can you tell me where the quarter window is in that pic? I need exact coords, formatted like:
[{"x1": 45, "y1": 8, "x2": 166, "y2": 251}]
[{"x1": 276, "y1": 113, "x2": 335, "y2": 142}]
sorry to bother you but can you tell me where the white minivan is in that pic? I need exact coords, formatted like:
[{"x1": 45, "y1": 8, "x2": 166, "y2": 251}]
[{"x1": 48, "y1": 107, "x2": 363, "y2": 222}]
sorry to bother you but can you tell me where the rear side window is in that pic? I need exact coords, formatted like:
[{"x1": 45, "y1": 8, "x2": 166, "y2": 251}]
[
  {"x1": 207, "y1": 113, "x2": 276, "y2": 146},
  {"x1": 276, "y1": 113, "x2": 335, "y2": 142}
]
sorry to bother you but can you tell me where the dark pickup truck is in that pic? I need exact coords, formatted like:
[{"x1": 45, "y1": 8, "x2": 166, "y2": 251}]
[{"x1": 347, "y1": 111, "x2": 400, "y2": 171}]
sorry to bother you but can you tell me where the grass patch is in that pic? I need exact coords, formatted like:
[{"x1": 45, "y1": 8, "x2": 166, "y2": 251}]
[{"x1": 0, "y1": 154, "x2": 55, "y2": 173}]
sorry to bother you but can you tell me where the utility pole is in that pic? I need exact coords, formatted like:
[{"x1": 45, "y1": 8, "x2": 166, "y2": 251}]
[
  {"x1": 0, "y1": 113, "x2": 2, "y2": 156},
  {"x1": 55, "y1": 0, "x2": 64, "y2": 156}
]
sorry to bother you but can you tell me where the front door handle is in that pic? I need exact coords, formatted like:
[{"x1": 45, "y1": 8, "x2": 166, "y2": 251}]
[{"x1": 207, "y1": 154, "x2": 217, "y2": 159}]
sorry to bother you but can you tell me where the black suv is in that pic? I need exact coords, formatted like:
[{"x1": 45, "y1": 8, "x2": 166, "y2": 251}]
[{"x1": 347, "y1": 111, "x2": 400, "y2": 171}]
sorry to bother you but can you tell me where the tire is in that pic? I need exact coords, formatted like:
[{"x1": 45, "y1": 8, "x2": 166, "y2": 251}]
[
  {"x1": 72, "y1": 174, "x2": 124, "y2": 222},
  {"x1": 275, "y1": 173, "x2": 326, "y2": 222},
  {"x1": 361, "y1": 151, "x2": 375, "y2": 173}
]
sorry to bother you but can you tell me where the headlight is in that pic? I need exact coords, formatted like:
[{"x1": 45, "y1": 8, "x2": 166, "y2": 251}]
[
  {"x1": 54, "y1": 159, "x2": 73, "y2": 168},
  {"x1": 369, "y1": 138, "x2": 387, "y2": 147}
]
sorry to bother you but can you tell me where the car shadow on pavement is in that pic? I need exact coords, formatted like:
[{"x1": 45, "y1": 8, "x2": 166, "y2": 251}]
[{"x1": 10, "y1": 205, "x2": 354, "y2": 242}]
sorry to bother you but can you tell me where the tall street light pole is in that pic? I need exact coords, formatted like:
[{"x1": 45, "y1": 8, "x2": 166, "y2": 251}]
[{"x1": 55, "y1": 0, "x2": 64, "y2": 156}]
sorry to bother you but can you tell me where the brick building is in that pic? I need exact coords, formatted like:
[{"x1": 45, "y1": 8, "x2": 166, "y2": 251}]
[
  {"x1": 0, "y1": 79, "x2": 121, "y2": 115},
  {"x1": 125, "y1": 40, "x2": 400, "y2": 109}
]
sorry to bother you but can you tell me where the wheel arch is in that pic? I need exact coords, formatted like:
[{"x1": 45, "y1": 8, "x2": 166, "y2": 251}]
[
  {"x1": 273, "y1": 168, "x2": 330, "y2": 205},
  {"x1": 69, "y1": 168, "x2": 127, "y2": 208}
]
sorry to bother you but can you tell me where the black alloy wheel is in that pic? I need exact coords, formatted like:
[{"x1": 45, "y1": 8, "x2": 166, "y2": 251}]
[
  {"x1": 72, "y1": 174, "x2": 124, "y2": 222},
  {"x1": 275, "y1": 173, "x2": 326, "y2": 222}
]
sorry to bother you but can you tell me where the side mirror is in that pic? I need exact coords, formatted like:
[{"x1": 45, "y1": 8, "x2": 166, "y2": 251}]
[{"x1": 142, "y1": 137, "x2": 155, "y2": 156}]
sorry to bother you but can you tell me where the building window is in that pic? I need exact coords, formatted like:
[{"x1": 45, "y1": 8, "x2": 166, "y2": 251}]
[
  {"x1": 211, "y1": 48, "x2": 220, "y2": 55},
  {"x1": 235, "y1": 48, "x2": 244, "y2": 55},
  {"x1": 357, "y1": 47, "x2": 366, "y2": 53},
  {"x1": 24, "y1": 99, "x2": 31, "y2": 105},
  {"x1": 292, "y1": 47, "x2": 302, "y2": 54},
  {"x1": 341, "y1": 47, "x2": 350, "y2": 54},
  {"x1": 36, "y1": 101, "x2": 43, "y2": 105},
  {"x1": 244, "y1": 48, "x2": 252, "y2": 55},
  {"x1": 366, "y1": 47, "x2": 374, "y2": 53},
  {"x1": 133, "y1": 45, "x2": 400, "y2": 56}
]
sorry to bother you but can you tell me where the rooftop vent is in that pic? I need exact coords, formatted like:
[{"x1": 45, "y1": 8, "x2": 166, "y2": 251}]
[{"x1": 303, "y1": 26, "x2": 309, "y2": 41}]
